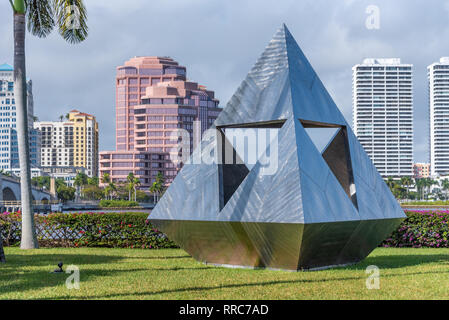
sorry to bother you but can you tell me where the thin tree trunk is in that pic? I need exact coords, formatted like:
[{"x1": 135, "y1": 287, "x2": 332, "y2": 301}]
[
  {"x1": 14, "y1": 13, "x2": 38, "y2": 249},
  {"x1": 0, "y1": 233, "x2": 5, "y2": 262}
]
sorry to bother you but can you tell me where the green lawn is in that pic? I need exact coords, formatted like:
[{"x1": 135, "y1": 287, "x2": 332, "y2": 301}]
[{"x1": 1, "y1": 247, "x2": 448, "y2": 299}]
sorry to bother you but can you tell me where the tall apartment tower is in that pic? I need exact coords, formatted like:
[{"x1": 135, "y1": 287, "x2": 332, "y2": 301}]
[
  {"x1": 352, "y1": 58, "x2": 413, "y2": 177},
  {"x1": 34, "y1": 110, "x2": 99, "y2": 177},
  {"x1": 68, "y1": 111, "x2": 99, "y2": 177},
  {"x1": 100, "y1": 56, "x2": 221, "y2": 188},
  {"x1": 428, "y1": 57, "x2": 449, "y2": 177},
  {"x1": 0, "y1": 63, "x2": 41, "y2": 171}
]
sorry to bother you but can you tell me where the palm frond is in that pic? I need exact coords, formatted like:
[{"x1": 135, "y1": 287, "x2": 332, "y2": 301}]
[
  {"x1": 54, "y1": 0, "x2": 88, "y2": 44},
  {"x1": 25, "y1": 0, "x2": 55, "y2": 37}
]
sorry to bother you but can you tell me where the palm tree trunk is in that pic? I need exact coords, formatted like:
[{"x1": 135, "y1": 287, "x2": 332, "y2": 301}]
[
  {"x1": 14, "y1": 13, "x2": 38, "y2": 249},
  {"x1": 0, "y1": 234, "x2": 5, "y2": 262}
]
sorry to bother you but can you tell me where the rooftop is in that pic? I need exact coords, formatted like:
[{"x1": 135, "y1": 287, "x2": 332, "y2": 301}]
[
  {"x1": 0, "y1": 63, "x2": 13, "y2": 71},
  {"x1": 362, "y1": 58, "x2": 402, "y2": 65}
]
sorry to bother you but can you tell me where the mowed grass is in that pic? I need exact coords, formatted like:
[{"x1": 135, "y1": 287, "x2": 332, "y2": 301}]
[{"x1": 1, "y1": 247, "x2": 449, "y2": 299}]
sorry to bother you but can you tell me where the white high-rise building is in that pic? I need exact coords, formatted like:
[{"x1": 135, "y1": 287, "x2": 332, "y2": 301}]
[
  {"x1": 429, "y1": 57, "x2": 449, "y2": 177},
  {"x1": 33, "y1": 121, "x2": 74, "y2": 168},
  {"x1": 352, "y1": 58, "x2": 413, "y2": 177},
  {"x1": 34, "y1": 110, "x2": 99, "y2": 177},
  {"x1": 0, "y1": 63, "x2": 41, "y2": 171}
]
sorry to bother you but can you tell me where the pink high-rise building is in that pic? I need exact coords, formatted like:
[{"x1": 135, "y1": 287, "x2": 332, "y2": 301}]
[{"x1": 100, "y1": 57, "x2": 221, "y2": 188}]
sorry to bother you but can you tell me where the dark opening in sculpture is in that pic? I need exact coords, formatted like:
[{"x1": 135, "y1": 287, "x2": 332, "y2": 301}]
[
  {"x1": 149, "y1": 24, "x2": 406, "y2": 271},
  {"x1": 302, "y1": 121, "x2": 358, "y2": 209}
]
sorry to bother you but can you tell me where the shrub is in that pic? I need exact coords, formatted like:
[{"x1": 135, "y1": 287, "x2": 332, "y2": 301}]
[
  {"x1": 2, "y1": 210, "x2": 447, "y2": 250},
  {"x1": 0, "y1": 212, "x2": 177, "y2": 249},
  {"x1": 382, "y1": 210, "x2": 449, "y2": 248},
  {"x1": 136, "y1": 190, "x2": 151, "y2": 202},
  {"x1": 82, "y1": 185, "x2": 103, "y2": 200},
  {"x1": 404, "y1": 200, "x2": 449, "y2": 206},
  {"x1": 99, "y1": 199, "x2": 139, "y2": 208},
  {"x1": 57, "y1": 185, "x2": 76, "y2": 202}
]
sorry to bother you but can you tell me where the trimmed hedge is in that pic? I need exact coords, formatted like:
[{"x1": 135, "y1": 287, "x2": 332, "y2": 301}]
[
  {"x1": 99, "y1": 200, "x2": 140, "y2": 208},
  {"x1": 404, "y1": 201, "x2": 449, "y2": 206},
  {"x1": 2, "y1": 210, "x2": 448, "y2": 249},
  {"x1": 382, "y1": 210, "x2": 449, "y2": 248},
  {"x1": 0, "y1": 212, "x2": 177, "y2": 249}
]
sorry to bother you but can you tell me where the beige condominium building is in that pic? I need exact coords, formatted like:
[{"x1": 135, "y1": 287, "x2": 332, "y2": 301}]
[{"x1": 34, "y1": 110, "x2": 99, "y2": 177}]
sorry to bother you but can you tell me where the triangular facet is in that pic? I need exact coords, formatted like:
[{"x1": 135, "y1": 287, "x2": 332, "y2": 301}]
[{"x1": 303, "y1": 127, "x2": 339, "y2": 153}]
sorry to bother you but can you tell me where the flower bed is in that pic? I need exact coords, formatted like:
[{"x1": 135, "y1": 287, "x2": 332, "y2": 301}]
[
  {"x1": 382, "y1": 210, "x2": 449, "y2": 248},
  {"x1": 0, "y1": 212, "x2": 177, "y2": 249}
]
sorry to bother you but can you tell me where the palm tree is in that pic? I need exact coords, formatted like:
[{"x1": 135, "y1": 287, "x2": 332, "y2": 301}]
[
  {"x1": 0, "y1": 238, "x2": 5, "y2": 263},
  {"x1": 441, "y1": 179, "x2": 449, "y2": 201},
  {"x1": 385, "y1": 177, "x2": 396, "y2": 193},
  {"x1": 430, "y1": 179, "x2": 439, "y2": 199},
  {"x1": 101, "y1": 173, "x2": 110, "y2": 198},
  {"x1": 420, "y1": 178, "x2": 436, "y2": 200},
  {"x1": 415, "y1": 178, "x2": 424, "y2": 200},
  {"x1": 59, "y1": 115, "x2": 64, "y2": 122},
  {"x1": 126, "y1": 173, "x2": 133, "y2": 200},
  {"x1": 149, "y1": 172, "x2": 165, "y2": 203},
  {"x1": 126, "y1": 172, "x2": 140, "y2": 201},
  {"x1": 400, "y1": 176, "x2": 413, "y2": 200},
  {"x1": 8, "y1": 0, "x2": 88, "y2": 249},
  {"x1": 104, "y1": 182, "x2": 117, "y2": 200},
  {"x1": 101, "y1": 173, "x2": 110, "y2": 183},
  {"x1": 133, "y1": 177, "x2": 141, "y2": 202},
  {"x1": 74, "y1": 172, "x2": 88, "y2": 200}
]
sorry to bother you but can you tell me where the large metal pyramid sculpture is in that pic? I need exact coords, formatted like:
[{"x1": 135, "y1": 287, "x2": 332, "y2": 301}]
[{"x1": 149, "y1": 24, "x2": 406, "y2": 270}]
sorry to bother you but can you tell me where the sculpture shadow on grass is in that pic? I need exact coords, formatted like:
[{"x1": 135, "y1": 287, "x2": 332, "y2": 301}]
[{"x1": 53, "y1": 269, "x2": 449, "y2": 300}]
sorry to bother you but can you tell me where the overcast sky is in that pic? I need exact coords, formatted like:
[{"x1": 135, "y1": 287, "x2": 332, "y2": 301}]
[{"x1": 1, "y1": 0, "x2": 449, "y2": 162}]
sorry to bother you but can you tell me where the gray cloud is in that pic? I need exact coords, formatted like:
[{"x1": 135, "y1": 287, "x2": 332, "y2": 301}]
[{"x1": 1, "y1": 0, "x2": 449, "y2": 162}]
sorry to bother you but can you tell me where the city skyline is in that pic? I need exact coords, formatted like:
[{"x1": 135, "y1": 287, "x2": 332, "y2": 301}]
[
  {"x1": 1, "y1": 0, "x2": 449, "y2": 302},
  {"x1": 2, "y1": 1, "x2": 449, "y2": 163}
]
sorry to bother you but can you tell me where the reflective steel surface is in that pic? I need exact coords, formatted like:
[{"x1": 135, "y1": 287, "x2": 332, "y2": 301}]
[{"x1": 149, "y1": 24, "x2": 406, "y2": 271}]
